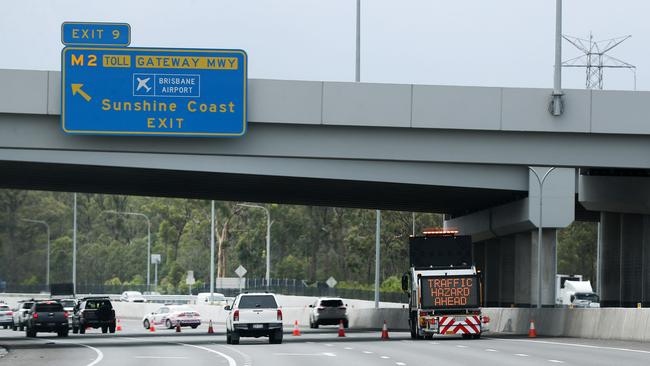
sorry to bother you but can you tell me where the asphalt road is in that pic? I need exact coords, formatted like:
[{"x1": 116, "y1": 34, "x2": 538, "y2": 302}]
[{"x1": 2, "y1": 319, "x2": 650, "y2": 366}]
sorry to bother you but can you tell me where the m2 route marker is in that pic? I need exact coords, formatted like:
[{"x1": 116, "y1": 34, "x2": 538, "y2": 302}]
[{"x1": 61, "y1": 47, "x2": 247, "y2": 137}]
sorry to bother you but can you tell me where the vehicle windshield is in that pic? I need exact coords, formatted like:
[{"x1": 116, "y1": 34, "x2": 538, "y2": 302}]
[
  {"x1": 21, "y1": 302, "x2": 34, "y2": 309},
  {"x1": 0, "y1": 305, "x2": 9, "y2": 310},
  {"x1": 574, "y1": 293, "x2": 599, "y2": 302},
  {"x1": 85, "y1": 300, "x2": 113, "y2": 310},
  {"x1": 35, "y1": 303, "x2": 64, "y2": 312},
  {"x1": 321, "y1": 299, "x2": 344, "y2": 307},
  {"x1": 59, "y1": 300, "x2": 76, "y2": 308},
  {"x1": 171, "y1": 306, "x2": 194, "y2": 312},
  {"x1": 238, "y1": 295, "x2": 278, "y2": 309}
]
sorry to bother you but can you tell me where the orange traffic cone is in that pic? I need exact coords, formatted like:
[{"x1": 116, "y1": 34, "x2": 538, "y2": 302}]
[
  {"x1": 116, "y1": 319, "x2": 122, "y2": 332},
  {"x1": 176, "y1": 321, "x2": 181, "y2": 333},
  {"x1": 149, "y1": 323, "x2": 156, "y2": 332},
  {"x1": 292, "y1": 320, "x2": 301, "y2": 336},
  {"x1": 381, "y1": 320, "x2": 389, "y2": 340},
  {"x1": 338, "y1": 320, "x2": 346, "y2": 337},
  {"x1": 207, "y1": 320, "x2": 214, "y2": 334},
  {"x1": 528, "y1": 320, "x2": 537, "y2": 338}
]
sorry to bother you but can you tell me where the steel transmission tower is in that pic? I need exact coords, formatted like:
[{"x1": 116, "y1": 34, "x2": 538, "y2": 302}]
[{"x1": 562, "y1": 33, "x2": 636, "y2": 90}]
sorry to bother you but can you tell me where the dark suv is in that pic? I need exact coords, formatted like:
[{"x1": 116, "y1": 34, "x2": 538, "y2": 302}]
[
  {"x1": 24, "y1": 301, "x2": 69, "y2": 337},
  {"x1": 72, "y1": 297, "x2": 116, "y2": 334}
]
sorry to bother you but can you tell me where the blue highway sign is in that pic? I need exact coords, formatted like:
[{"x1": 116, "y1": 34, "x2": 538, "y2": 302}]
[
  {"x1": 62, "y1": 22, "x2": 131, "y2": 46},
  {"x1": 61, "y1": 47, "x2": 247, "y2": 137}
]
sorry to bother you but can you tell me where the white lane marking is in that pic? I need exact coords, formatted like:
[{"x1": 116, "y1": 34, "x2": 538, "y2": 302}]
[
  {"x1": 344, "y1": 347, "x2": 354, "y2": 350},
  {"x1": 324, "y1": 343, "x2": 334, "y2": 347},
  {"x1": 50, "y1": 340, "x2": 103, "y2": 366},
  {"x1": 485, "y1": 349, "x2": 498, "y2": 352},
  {"x1": 490, "y1": 337, "x2": 650, "y2": 355},
  {"x1": 396, "y1": 363, "x2": 407, "y2": 366},
  {"x1": 381, "y1": 356, "x2": 390, "y2": 359},
  {"x1": 456, "y1": 345, "x2": 468, "y2": 348},
  {"x1": 273, "y1": 353, "x2": 336, "y2": 357},
  {"x1": 363, "y1": 351, "x2": 373, "y2": 354},
  {"x1": 221, "y1": 345, "x2": 252, "y2": 366},
  {"x1": 514, "y1": 353, "x2": 529, "y2": 357},
  {"x1": 176, "y1": 343, "x2": 237, "y2": 366},
  {"x1": 548, "y1": 360, "x2": 564, "y2": 363},
  {"x1": 135, "y1": 356, "x2": 189, "y2": 359},
  {"x1": 430, "y1": 342, "x2": 439, "y2": 345}
]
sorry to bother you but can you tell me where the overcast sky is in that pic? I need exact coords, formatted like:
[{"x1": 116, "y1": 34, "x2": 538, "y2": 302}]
[{"x1": 1, "y1": 0, "x2": 647, "y2": 90}]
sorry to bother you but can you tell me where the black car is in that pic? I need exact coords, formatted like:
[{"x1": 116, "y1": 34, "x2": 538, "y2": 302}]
[
  {"x1": 72, "y1": 297, "x2": 116, "y2": 334},
  {"x1": 24, "y1": 301, "x2": 69, "y2": 337}
]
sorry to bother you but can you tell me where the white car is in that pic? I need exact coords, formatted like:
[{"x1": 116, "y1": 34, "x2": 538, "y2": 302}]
[
  {"x1": 12, "y1": 300, "x2": 35, "y2": 331},
  {"x1": 142, "y1": 305, "x2": 201, "y2": 330},
  {"x1": 225, "y1": 292, "x2": 283, "y2": 344},
  {"x1": 196, "y1": 292, "x2": 227, "y2": 305},
  {"x1": 0, "y1": 304, "x2": 13, "y2": 329},
  {"x1": 120, "y1": 291, "x2": 146, "y2": 303},
  {"x1": 309, "y1": 297, "x2": 349, "y2": 328}
]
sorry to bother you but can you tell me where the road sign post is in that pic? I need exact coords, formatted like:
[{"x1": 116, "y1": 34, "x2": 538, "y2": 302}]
[
  {"x1": 61, "y1": 47, "x2": 247, "y2": 137},
  {"x1": 151, "y1": 254, "x2": 161, "y2": 291},
  {"x1": 235, "y1": 265, "x2": 247, "y2": 293},
  {"x1": 186, "y1": 270, "x2": 195, "y2": 295}
]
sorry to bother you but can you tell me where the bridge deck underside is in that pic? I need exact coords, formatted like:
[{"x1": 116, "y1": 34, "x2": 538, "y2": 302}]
[{"x1": 0, "y1": 160, "x2": 525, "y2": 214}]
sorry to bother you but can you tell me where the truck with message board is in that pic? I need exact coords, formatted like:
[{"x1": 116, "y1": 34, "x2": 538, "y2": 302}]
[{"x1": 401, "y1": 229, "x2": 488, "y2": 339}]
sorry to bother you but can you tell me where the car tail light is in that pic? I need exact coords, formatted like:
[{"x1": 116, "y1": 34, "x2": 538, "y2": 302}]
[
  {"x1": 33, "y1": 313, "x2": 38, "y2": 319},
  {"x1": 277, "y1": 309, "x2": 283, "y2": 321},
  {"x1": 7, "y1": 312, "x2": 12, "y2": 316},
  {"x1": 64, "y1": 311, "x2": 68, "y2": 319},
  {"x1": 233, "y1": 310, "x2": 239, "y2": 322}
]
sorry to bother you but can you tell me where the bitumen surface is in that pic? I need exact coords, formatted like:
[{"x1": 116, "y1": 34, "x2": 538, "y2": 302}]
[{"x1": 1, "y1": 319, "x2": 650, "y2": 366}]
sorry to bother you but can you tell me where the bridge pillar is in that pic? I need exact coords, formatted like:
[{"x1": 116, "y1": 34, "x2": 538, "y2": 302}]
[{"x1": 598, "y1": 212, "x2": 650, "y2": 307}]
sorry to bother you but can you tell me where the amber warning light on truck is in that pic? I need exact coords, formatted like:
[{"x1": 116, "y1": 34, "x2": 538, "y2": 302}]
[{"x1": 420, "y1": 275, "x2": 479, "y2": 308}]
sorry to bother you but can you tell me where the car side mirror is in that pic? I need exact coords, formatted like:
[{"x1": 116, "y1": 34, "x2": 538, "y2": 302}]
[
  {"x1": 224, "y1": 305, "x2": 231, "y2": 311},
  {"x1": 309, "y1": 305, "x2": 313, "y2": 308},
  {"x1": 401, "y1": 272, "x2": 409, "y2": 293}
]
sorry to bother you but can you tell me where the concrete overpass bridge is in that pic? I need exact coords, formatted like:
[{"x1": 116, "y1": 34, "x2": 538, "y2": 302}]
[{"x1": 1, "y1": 68, "x2": 649, "y2": 307}]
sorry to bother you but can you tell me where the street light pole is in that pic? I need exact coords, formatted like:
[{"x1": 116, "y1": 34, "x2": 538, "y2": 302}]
[
  {"x1": 528, "y1": 167, "x2": 556, "y2": 309},
  {"x1": 103, "y1": 210, "x2": 151, "y2": 291},
  {"x1": 210, "y1": 200, "x2": 215, "y2": 302},
  {"x1": 21, "y1": 219, "x2": 50, "y2": 288},
  {"x1": 237, "y1": 203, "x2": 271, "y2": 288},
  {"x1": 73, "y1": 193, "x2": 77, "y2": 295},
  {"x1": 375, "y1": 209, "x2": 381, "y2": 309},
  {"x1": 355, "y1": 0, "x2": 361, "y2": 82}
]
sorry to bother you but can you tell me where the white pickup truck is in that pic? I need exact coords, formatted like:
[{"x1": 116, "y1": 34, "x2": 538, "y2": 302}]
[{"x1": 225, "y1": 292, "x2": 283, "y2": 344}]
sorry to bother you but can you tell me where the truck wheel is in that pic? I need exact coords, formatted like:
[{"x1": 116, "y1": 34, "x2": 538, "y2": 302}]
[
  {"x1": 12, "y1": 325, "x2": 17, "y2": 331},
  {"x1": 231, "y1": 331, "x2": 240, "y2": 345},
  {"x1": 109, "y1": 324, "x2": 116, "y2": 333},
  {"x1": 80, "y1": 326, "x2": 86, "y2": 334},
  {"x1": 143, "y1": 319, "x2": 150, "y2": 330},
  {"x1": 461, "y1": 333, "x2": 472, "y2": 340},
  {"x1": 72, "y1": 327, "x2": 79, "y2": 334},
  {"x1": 101, "y1": 326, "x2": 108, "y2": 334},
  {"x1": 472, "y1": 333, "x2": 481, "y2": 339},
  {"x1": 313, "y1": 321, "x2": 319, "y2": 329},
  {"x1": 410, "y1": 317, "x2": 422, "y2": 339},
  {"x1": 226, "y1": 331, "x2": 232, "y2": 344},
  {"x1": 191, "y1": 325, "x2": 198, "y2": 329},
  {"x1": 19, "y1": 325, "x2": 24, "y2": 331},
  {"x1": 3, "y1": 325, "x2": 6, "y2": 329},
  {"x1": 166, "y1": 319, "x2": 173, "y2": 329},
  {"x1": 269, "y1": 329, "x2": 283, "y2": 344}
]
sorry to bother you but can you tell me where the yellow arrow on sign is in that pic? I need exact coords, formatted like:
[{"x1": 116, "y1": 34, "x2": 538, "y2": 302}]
[{"x1": 71, "y1": 83, "x2": 91, "y2": 102}]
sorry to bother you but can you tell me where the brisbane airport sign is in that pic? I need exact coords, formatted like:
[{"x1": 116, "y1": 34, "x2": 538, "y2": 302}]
[{"x1": 61, "y1": 22, "x2": 247, "y2": 137}]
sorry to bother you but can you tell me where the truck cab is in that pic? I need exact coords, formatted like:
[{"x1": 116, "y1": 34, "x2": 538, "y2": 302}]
[{"x1": 402, "y1": 229, "x2": 488, "y2": 339}]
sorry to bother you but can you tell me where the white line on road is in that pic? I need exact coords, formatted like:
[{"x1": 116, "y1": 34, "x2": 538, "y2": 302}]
[
  {"x1": 135, "y1": 356, "x2": 189, "y2": 359},
  {"x1": 50, "y1": 340, "x2": 103, "y2": 366},
  {"x1": 176, "y1": 343, "x2": 237, "y2": 366},
  {"x1": 489, "y1": 338, "x2": 650, "y2": 355},
  {"x1": 548, "y1": 360, "x2": 564, "y2": 363},
  {"x1": 363, "y1": 351, "x2": 373, "y2": 354},
  {"x1": 514, "y1": 353, "x2": 529, "y2": 357},
  {"x1": 380, "y1": 356, "x2": 390, "y2": 359},
  {"x1": 456, "y1": 345, "x2": 468, "y2": 348},
  {"x1": 396, "y1": 363, "x2": 407, "y2": 366},
  {"x1": 273, "y1": 353, "x2": 336, "y2": 357},
  {"x1": 221, "y1": 345, "x2": 252, "y2": 366},
  {"x1": 485, "y1": 349, "x2": 498, "y2": 352},
  {"x1": 430, "y1": 342, "x2": 439, "y2": 345},
  {"x1": 344, "y1": 347, "x2": 354, "y2": 350}
]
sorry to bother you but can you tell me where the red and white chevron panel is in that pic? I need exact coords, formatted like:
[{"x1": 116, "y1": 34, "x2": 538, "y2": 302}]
[{"x1": 438, "y1": 316, "x2": 481, "y2": 334}]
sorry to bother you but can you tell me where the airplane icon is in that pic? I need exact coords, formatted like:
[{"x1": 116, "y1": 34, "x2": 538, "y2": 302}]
[{"x1": 136, "y1": 77, "x2": 151, "y2": 92}]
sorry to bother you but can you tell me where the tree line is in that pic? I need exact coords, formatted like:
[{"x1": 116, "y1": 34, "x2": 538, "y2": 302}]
[{"x1": 0, "y1": 189, "x2": 597, "y2": 293}]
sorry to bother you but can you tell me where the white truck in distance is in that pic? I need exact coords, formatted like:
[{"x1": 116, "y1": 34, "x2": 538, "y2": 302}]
[{"x1": 556, "y1": 274, "x2": 600, "y2": 308}]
